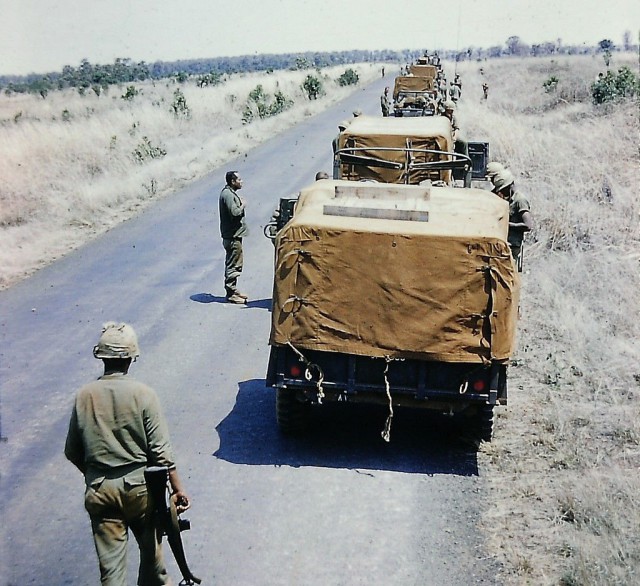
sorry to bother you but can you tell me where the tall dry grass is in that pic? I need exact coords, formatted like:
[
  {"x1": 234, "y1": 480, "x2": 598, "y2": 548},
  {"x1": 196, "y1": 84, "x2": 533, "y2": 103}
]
[
  {"x1": 454, "y1": 54, "x2": 640, "y2": 584},
  {"x1": 0, "y1": 64, "x2": 381, "y2": 288}
]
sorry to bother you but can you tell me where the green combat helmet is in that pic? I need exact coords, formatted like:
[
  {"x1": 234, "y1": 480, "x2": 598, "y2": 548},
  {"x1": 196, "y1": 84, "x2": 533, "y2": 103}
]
[
  {"x1": 93, "y1": 322, "x2": 140, "y2": 360},
  {"x1": 442, "y1": 100, "x2": 456, "y2": 111},
  {"x1": 491, "y1": 169, "x2": 515, "y2": 192},
  {"x1": 486, "y1": 161, "x2": 506, "y2": 180}
]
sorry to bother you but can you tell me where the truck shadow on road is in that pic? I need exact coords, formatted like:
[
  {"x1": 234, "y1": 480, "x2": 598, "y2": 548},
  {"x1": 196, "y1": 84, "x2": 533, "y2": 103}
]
[{"x1": 213, "y1": 379, "x2": 481, "y2": 476}]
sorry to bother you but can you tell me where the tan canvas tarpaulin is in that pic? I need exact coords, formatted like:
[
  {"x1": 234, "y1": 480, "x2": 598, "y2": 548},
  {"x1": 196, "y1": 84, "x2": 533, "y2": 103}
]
[
  {"x1": 270, "y1": 181, "x2": 519, "y2": 364},
  {"x1": 393, "y1": 76, "x2": 436, "y2": 98},
  {"x1": 337, "y1": 116, "x2": 454, "y2": 184},
  {"x1": 409, "y1": 64, "x2": 437, "y2": 78}
]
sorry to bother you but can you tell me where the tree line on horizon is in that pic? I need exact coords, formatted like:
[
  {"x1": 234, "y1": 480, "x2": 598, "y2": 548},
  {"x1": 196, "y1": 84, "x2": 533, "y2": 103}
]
[{"x1": 1, "y1": 34, "x2": 636, "y2": 99}]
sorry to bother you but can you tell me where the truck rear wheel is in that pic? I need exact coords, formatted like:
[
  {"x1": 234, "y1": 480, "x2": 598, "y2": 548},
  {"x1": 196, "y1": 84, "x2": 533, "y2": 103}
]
[
  {"x1": 476, "y1": 404, "x2": 494, "y2": 442},
  {"x1": 276, "y1": 387, "x2": 308, "y2": 434}
]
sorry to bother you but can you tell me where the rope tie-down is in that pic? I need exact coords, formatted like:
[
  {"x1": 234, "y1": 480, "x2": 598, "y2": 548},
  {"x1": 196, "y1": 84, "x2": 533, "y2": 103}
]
[
  {"x1": 381, "y1": 356, "x2": 394, "y2": 443},
  {"x1": 287, "y1": 341, "x2": 325, "y2": 403}
]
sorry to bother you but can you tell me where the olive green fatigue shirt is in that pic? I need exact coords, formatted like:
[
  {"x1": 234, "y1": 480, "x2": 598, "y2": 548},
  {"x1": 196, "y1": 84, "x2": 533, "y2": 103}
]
[
  {"x1": 64, "y1": 373, "x2": 175, "y2": 485},
  {"x1": 508, "y1": 191, "x2": 531, "y2": 251},
  {"x1": 219, "y1": 185, "x2": 248, "y2": 239}
]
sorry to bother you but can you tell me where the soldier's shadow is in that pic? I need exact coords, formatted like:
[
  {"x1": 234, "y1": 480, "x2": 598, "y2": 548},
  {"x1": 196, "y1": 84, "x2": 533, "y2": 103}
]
[
  {"x1": 190, "y1": 294, "x2": 271, "y2": 310},
  {"x1": 213, "y1": 379, "x2": 480, "y2": 476}
]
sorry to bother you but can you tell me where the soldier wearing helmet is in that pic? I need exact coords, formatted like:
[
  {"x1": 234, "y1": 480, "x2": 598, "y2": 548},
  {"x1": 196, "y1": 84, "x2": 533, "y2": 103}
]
[
  {"x1": 486, "y1": 161, "x2": 506, "y2": 182},
  {"x1": 441, "y1": 101, "x2": 471, "y2": 187},
  {"x1": 65, "y1": 322, "x2": 191, "y2": 585},
  {"x1": 491, "y1": 170, "x2": 534, "y2": 267}
]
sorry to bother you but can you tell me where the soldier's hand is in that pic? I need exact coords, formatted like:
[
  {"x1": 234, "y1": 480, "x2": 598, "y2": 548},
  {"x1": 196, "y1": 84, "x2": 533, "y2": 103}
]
[{"x1": 172, "y1": 491, "x2": 191, "y2": 513}]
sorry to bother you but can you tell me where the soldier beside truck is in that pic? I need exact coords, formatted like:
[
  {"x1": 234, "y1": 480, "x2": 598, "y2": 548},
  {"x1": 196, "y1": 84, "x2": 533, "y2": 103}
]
[{"x1": 265, "y1": 114, "x2": 524, "y2": 443}]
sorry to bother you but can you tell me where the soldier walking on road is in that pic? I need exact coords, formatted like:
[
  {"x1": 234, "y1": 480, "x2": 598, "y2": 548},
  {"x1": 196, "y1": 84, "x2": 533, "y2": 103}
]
[
  {"x1": 65, "y1": 322, "x2": 191, "y2": 586},
  {"x1": 482, "y1": 82, "x2": 489, "y2": 100},
  {"x1": 219, "y1": 170, "x2": 249, "y2": 304},
  {"x1": 380, "y1": 86, "x2": 391, "y2": 117}
]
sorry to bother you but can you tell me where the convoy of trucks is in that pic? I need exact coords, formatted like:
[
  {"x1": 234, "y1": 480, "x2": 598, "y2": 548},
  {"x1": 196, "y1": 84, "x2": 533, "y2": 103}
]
[{"x1": 264, "y1": 60, "x2": 520, "y2": 443}]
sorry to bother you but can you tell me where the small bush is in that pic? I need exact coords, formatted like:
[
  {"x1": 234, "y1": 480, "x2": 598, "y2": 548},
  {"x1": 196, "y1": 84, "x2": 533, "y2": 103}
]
[
  {"x1": 337, "y1": 68, "x2": 359, "y2": 87},
  {"x1": 302, "y1": 74, "x2": 324, "y2": 100},
  {"x1": 121, "y1": 86, "x2": 139, "y2": 101},
  {"x1": 242, "y1": 84, "x2": 293, "y2": 124},
  {"x1": 132, "y1": 136, "x2": 167, "y2": 163},
  {"x1": 196, "y1": 72, "x2": 222, "y2": 88},
  {"x1": 170, "y1": 88, "x2": 191, "y2": 119},
  {"x1": 543, "y1": 75, "x2": 559, "y2": 93},
  {"x1": 591, "y1": 67, "x2": 639, "y2": 104}
]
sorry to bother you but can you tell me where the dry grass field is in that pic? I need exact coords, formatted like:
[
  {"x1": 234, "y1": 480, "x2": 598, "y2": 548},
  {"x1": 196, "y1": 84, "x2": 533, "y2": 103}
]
[
  {"x1": 1, "y1": 54, "x2": 639, "y2": 584},
  {"x1": 0, "y1": 63, "x2": 381, "y2": 288},
  {"x1": 455, "y1": 54, "x2": 639, "y2": 585}
]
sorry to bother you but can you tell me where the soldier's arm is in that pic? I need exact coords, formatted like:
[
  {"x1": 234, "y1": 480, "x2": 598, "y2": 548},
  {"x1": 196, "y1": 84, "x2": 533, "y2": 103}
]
[
  {"x1": 64, "y1": 406, "x2": 86, "y2": 473},
  {"x1": 224, "y1": 190, "x2": 245, "y2": 217}
]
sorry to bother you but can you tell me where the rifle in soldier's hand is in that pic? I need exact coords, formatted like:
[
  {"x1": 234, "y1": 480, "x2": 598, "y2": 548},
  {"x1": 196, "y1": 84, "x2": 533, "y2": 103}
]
[{"x1": 145, "y1": 466, "x2": 202, "y2": 585}]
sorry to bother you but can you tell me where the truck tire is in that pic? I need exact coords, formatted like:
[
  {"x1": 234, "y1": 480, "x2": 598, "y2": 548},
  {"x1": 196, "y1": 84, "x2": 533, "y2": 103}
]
[
  {"x1": 276, "y1": 387, "x2": 308, "y2": 434},
  {"x1": 476, "y1": 404, "x2": 494, "y2": 442}
]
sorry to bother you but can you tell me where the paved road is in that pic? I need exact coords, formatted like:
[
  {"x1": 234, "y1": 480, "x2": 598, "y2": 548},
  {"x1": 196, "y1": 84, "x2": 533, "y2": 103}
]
[{"x1": 0, "y1": 73, "x2": 501, "y2": 585}]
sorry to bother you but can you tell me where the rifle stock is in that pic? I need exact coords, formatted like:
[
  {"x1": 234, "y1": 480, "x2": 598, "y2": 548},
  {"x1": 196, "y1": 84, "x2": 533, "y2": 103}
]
[{"x1": 145, "y1": 466, "x2": 202, "y2": 585}]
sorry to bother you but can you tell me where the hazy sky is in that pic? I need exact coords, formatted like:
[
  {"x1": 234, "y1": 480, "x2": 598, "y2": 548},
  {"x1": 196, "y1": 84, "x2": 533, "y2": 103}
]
[{"x1": 0, "y1": 0, "x2": 638, "y2": 76}]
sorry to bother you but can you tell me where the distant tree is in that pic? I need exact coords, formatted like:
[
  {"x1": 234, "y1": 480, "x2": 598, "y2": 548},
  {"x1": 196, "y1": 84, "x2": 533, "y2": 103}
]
[
  {"x1": 598, "y1": 39, "x2": 614, "y2": 67},
  {"x1": 622, "y1": 31, "x2": 632, "y2": 52},
  {"x1": 506, "y1": 36, "x2": 529, "y2": 56}
]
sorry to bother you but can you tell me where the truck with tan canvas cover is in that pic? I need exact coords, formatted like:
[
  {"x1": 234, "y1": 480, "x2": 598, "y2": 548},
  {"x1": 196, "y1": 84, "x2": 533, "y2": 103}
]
[
  {"x1": 334, "y1": 115, "x2": 471, "y2": 185},
  {"x1": 392, "y1": 76, "x2": 439, "y2": 116},
  {"x1": 408, "y1": 63, "x2": 438, "y2": 78},
  {"x1": 266, "y1": 179, "x2": 519, "y2": 442}
]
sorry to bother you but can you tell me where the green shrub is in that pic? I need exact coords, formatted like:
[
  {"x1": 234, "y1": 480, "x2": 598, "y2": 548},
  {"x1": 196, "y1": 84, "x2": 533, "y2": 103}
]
[
  {"x1": 170, "y1": 88, "x2": 191, "y2": 119},
  {"x1": 337, "y1": 68, "x2": 359, "y2": 87},
  {"x1": 121, "y1": 86, "x2": 139, "y2": 101},
  {"x1": 242, "y1": 84, "x2": 294, "y2": 124},
  {"x1": 196, "y1": 72, "x2": 222, "y2": 88},
  {"x1": 591, "y1": 67, "x2": 639, "y2": 104},
  {"x1": 132, "y1": 136, "x2": 167, "y2": 163},
  {"x1": 302, "y1": 74, "x2": 324, "y2": 100},
  {"x1": 543, "y1": 75, "x2": 559, "y2": 93}
]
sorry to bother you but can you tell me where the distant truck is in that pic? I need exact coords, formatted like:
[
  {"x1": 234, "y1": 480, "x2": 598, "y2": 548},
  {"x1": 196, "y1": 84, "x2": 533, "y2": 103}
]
[
  {"x1": 265, "y1": 180, "x2": 519, "y2": 442},
  {"x1": 392, "y1": 76, "x2": 439, "y2": 117},
  {"x1": 408, "y1": 62, "x2": 438, "y2": 78},
  {"x1": 333, "y1": 115, "x2": 481, "y2": 185}
]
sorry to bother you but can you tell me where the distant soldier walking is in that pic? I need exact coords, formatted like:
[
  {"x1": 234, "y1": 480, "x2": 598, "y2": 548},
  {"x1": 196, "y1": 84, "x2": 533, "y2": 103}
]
[
  {"x1": 65, "y1": 322, "x2": 191, "y2": 586},
  {"x1": 219, "y1": 171, "x2": 249, "y2": 304},
  {"x1": 449, "y1": 81, "x2": 461, "y2": 103},
  {"x1": 482, "y1": 82, "x2": 489, "y2": 100},
  {"x1": 380, "y1": 86, "x2": 391, "y2": 117}
]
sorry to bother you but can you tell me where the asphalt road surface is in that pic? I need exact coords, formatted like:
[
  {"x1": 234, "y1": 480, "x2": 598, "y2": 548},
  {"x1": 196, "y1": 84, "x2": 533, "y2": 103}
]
[{"x1": 0, "y1": 73, "x2": 502, "y2": 585}]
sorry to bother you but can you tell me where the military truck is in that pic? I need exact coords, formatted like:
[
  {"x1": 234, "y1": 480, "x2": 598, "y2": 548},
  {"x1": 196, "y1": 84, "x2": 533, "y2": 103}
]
[
  {"x1": 266, "y1": 179, "x2": 519, "y2": 442},
  {"x1": 334, "y1": 115, "x2": 489, "y2": 187},
  {"x1": 408, "y1": 62, "x2": 438, "y2": 78},
  {"x1": 392, "y1": 76, "x2": 439, "y2": 117},
  {"x1": 333, "y1": 115, "x2": 469, "y2": 185}
]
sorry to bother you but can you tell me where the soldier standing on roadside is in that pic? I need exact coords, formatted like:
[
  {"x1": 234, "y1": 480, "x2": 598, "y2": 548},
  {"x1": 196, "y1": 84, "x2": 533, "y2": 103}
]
[
  {"x1": 482, "y1": 82, "x2": 489, "y2": 100},
  {"x1": 65, "y1": 322, "x2": 191, "y2": 586},
  {"x1": 380, "y1": 87, "x2": 391, "y2": 117},
  {"x1": 491, "y1": 169, "x2": 534, "y2": 268},
  {"x1": 442, "y1": 100, "x2": 471, "y2": 187},
  {"x1": 219, "y1": 171, "x2": 249, "y2": 304}
]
